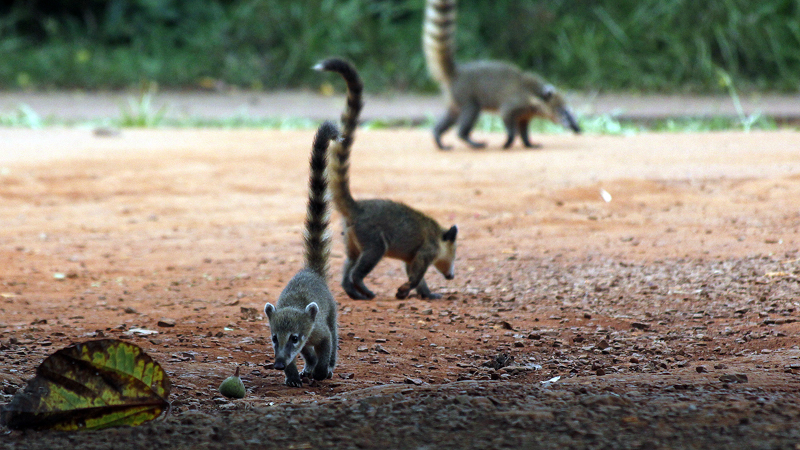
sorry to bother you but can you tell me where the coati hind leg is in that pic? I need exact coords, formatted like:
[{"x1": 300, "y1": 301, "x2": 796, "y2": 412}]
[
  {"x1": 457, "y1": 101, "x2": 486, "y2": 149},
  {"x1": 518, "y1": 119, "x2": 542, "y2": 149},
  {"x1": 312, "y1": 339, "x2": 333, "y2": 381},
  {"x1": 397, "y1": 253, "x2": 437, "y2": 299},
  {"x1": 433, "y1": 107, "x2": 459, "y2": 150},
  {"x1": 341, "y1": 232, "x2": 373, "y2": 300},
  {"x1": 342, "y1": 255, "x2": 371, "y2": 300},
  {"x1": 300, "y1": 343, "x2": 331, "y2": 382},
  {"x1": 345, "y1": 232, "x2": 388, "y2": 300}
]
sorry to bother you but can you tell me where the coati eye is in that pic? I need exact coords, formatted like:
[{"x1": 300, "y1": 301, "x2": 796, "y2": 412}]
[
  {"x1": 290, "y1": 335, "x2": 299, "y2": 344},
  {"x1": 271, "y1": 335, "x2": 277, "y2": 343},
  {"x1": 542, "y1": 84, "x2": 555, "y2": 101}
]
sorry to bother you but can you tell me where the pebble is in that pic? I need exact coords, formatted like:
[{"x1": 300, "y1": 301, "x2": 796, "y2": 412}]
[
  {"x1": 404, "y1": 377, "x2": 424, "y2": 385},
  {"x1": 719, "y1": 374, "x2": 748, "y2": 383},
  {"x1": 374, "y1": 344, "x2": 390, "y2": 354},
  {"x1": 157, "y1": 318, "x2": 177, "y2": 327}
]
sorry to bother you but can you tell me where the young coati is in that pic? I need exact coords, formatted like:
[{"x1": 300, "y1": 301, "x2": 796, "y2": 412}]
[
  {"x1": 263, "y1": 121, "x2": 339, "y2": 387},
  {"x1": 314, "y1": 57, "x2": 458, "y2": 300},
  {"x1": 423, "y1": 0, "x2": 581, "y2": 150}
]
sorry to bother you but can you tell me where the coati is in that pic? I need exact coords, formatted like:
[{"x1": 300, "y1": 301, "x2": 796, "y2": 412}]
[
  {"x1": 263, "y1": 121, "x2": 339, "y2": 387},
  {"x1": 314, "y1": 57, "x2": 458, "y2": 300},
  {"x1": 423, "y1": 0, "x2": 581, "y2": 150}
]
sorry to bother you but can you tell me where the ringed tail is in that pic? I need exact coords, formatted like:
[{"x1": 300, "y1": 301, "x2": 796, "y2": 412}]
[
  {"x1": 313, "y1": 58, "x2": 364, "y2": 219},
  {"x1": 304, "y1": 120, "x2": 339, "y2": 278},
  {"x1": 423, "y1": 0, "x2": 457, "y2": 86}
]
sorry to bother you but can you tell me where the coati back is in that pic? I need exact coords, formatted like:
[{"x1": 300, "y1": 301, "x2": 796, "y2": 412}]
[
  {"x1": 314, "y1": 58, "x2": 458, "y2": 300},
  {"x1": 263, "y1": 121, "x2": 339, "y2": 387},
  {"x1": 423, "y1": 0, "x2": 581, "y2": 150}
]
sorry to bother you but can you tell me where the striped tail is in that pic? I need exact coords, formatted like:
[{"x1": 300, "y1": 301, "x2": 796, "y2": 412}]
[
  {"x1": 304, "y1": 120, "x2": 339, "y2": 278},
  {"x1": 313, "y1": 58, "x2": 363, "y2": 219},
  {"x1": 423, "y1": 0, "x2": 457, "y2": 87}
]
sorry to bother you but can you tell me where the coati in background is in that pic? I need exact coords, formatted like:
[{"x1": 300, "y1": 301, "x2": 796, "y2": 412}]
[
  {"x1": 263, "y1": 121, "x2": 339, "y2": 387},
  {"x1": 423, "y1": 0, "x2": 581, "y2": 150},
  {"x1": 314, "y1": 58, "x2": 458, "y2": 300}
]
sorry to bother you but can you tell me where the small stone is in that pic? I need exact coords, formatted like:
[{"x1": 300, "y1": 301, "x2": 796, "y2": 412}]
[
  {"x1": 374, "y1": 344, "x2": 390, "y2": 354},
  {"x1": 124, "y1": 306, "x2": 138, "y2": 314},
  {"x1": 404, "y1": 377, "x2": 424, "y2": 385},
  {"x1": 356, "y1": 346, "x2": 369, "y2": 352},
  {"x1": 240, "y1": 307, "x2": 258, "y2": 320},
  {"x1": 719, "y1": 374, "x2": 748, "y2": 383},
  {"x1": 157, "y1": 318, "x2": 177, "y2": 327},
  {"x1": 695, "y1": 365, "x2": 708, "y2": 373}
]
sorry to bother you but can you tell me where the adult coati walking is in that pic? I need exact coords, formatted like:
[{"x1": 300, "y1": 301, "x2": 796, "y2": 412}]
[
  {"x1": 263, "y1": 121, "x2": 339, "y2": 387},
  {"x1": 314, "y1": 58, "x2": 458, "y2": 300},
  {"x1": 423, "y1": 0, "x2": 581, "y2": 150}
]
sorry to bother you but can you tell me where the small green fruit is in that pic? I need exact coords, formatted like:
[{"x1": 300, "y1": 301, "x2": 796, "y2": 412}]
[{"x1": 219, "y1": 366, "x2": 246, "y2": 399}]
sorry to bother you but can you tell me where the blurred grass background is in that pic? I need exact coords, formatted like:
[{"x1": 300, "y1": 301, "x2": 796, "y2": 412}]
[{"x1": 1, "y1": 0, "x2": 798, "y2": 93}]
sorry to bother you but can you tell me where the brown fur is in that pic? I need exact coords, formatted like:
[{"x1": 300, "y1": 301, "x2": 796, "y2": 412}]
[
  {"x1": 315, "y1": 57, "x2": 458, "y2": 300},
  {"x1": 423, "y1": 0, "x2": 581, "y2": 150},
  {"x1": 263, "y1": 121, "x2": 339, "y2": 387}
]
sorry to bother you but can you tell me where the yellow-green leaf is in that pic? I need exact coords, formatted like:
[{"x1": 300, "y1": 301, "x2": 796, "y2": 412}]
[{"x1": 0, "y1": 339, "x2": 171, "y2": 431}]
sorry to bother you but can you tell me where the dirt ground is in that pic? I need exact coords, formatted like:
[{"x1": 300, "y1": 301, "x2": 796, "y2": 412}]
[{"x1": 1, "y1": 127, "x2": 800, "y2": 449}]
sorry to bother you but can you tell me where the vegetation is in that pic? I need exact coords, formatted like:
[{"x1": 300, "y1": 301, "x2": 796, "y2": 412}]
[{"x1": 1, "y1": 1, "x2": 799, "y2": 93}]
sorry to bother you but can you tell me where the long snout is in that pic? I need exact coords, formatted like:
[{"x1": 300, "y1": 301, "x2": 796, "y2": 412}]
[
  {"x1": 273, "y1": 360, "x2": 286, "y2": 370},
  {"x1": 560, "y1": 108, "x2": 581, "y2": 134}
]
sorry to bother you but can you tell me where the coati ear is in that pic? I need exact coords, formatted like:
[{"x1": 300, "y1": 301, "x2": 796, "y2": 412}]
[
  {"x1": 442, "y1": 225, "x2": 458, "y2": 242},
  {"x1": 542, "y1": 84, "x2": 555, "y2": 101},
  {"x1": 305, "y1": 302, "x2": 319, "y2": 320},
  {"x1": 264, "y1": 303, "x2": 276, "y2": 319}
]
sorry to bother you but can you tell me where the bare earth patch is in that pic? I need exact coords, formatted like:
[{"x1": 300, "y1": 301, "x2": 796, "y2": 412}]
[{"x1": 1, "y1": 128, "x2": 800, "y2": 448}]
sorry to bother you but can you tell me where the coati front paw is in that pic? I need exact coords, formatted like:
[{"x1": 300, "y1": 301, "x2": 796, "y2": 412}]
[
  {"x1": 396, "y1": 283, "x2": 412, "y2": 299},
  {"x1": 465, "y1": 139, "x2": 487, "y2": 149},
  {"x1": 343, "y1": 282, "x2": 375, "y2": 300},
  {"x1": 312, "y1": 366, "x2": 330, "y2": 381},
  {"x1": 285, "y1": 376, "x2": 303, "y2": 387},
  {"x1": 353, "y1": 283, "x2": 376, "y2": 300}
]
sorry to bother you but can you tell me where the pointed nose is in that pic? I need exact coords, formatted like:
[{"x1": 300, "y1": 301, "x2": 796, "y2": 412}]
[
  {"x1": 561, "y1": 109, "x2": 581, "y2": 134},
  {"x1": 445, "y1": 272, "x2": 454, "y2": 280},
  {"x1": 273, "y1": 361, "x2": 286, "y2": 370}
]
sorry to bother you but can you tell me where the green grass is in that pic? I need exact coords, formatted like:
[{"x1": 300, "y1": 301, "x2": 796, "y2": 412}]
[
  {"x1": 0, "y1": 104, "x2": 44, "y2": 128},
  {"x1": 1, "y1": 1, "x2": 799, "y2": 93},
  {"x1": 0, "y1": 101, "x2": 783, "y2": 133}
]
